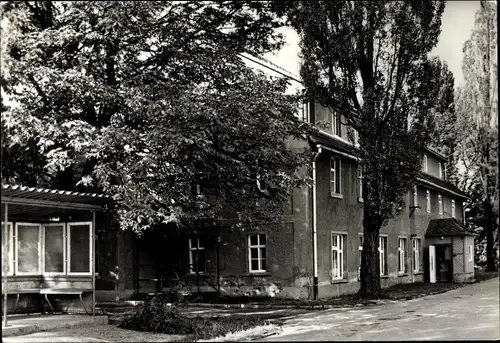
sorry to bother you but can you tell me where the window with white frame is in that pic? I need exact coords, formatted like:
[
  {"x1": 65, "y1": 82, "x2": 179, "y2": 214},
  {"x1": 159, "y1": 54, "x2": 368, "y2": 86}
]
[
  {"x1": 43, "y1": 223, "x2": 66, "y2": 274},
  {"x1": 451, "y1": 200, "x2": 456, "y2": 218},
  {"x1": 68, "y1": 222, "x2": 92, "y2": 274},
  {"x1": 358, "y1": 234, "x2": 363, "y2": 279},
  {"x1": 189, "y1": 238, "x2": 206, "y2": 273},
  {"x1": 398, "y1": 238, "x2": 407, "y2": 274},
  {"x1": 330, "y1": 156, "x2": 342, "y2": 196},
  {"x1": 413, "y1": 186, "x2": 418, "y2": 207},
  {"x1": 331, "y1": 233, "x2": 346, "y2": 280},
  {"x1": 438, "y1": 162, "x2": 443, "y2": 179},
  {"x1": 468, "y1": 244, "x2": 473, "y2": 262},
  {"x1": 332, "y1": 112, "x2": 342, "y2": 136},
  {"x1": 423, "y1": 154, "x2": 428, "y2": 172},
  {"x1": 412, "y1": 239, "x2": 421, "y2": 272},
  {"x1": 426, "y1": 190, "x2": 431, "y2": 213},
  {"x1": 378, "y1": 236, "x2": 387, "y2": 276},
  {"x1": 2, "y1": 222, "x2": 13, "y2": 275},
  {"x1": 16, "y1": 223, "x2": 42, "y2": 275},
  {"x1": 248, "y1": 234, "x2": 266, "y2": 272},
  {"x1": 358, "y1": 165, "x2": 363, "y2": 199},
  {"x1": 438, "y1": 194, "x2": 443, "y2": 215}
]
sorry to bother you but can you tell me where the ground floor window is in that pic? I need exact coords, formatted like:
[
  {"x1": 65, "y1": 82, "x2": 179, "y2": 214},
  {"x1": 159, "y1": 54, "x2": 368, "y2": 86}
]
[
  {"x1": 6, "y1": 221, "x2": 92, "y2": 276},
  {"x1": 16, "y1": 223, "x2": 42, "y2": 275},
  {"x1": 248, "y1": 234, "x2": 266, "y2": 273},
  {"x1": 68, "y1": 222, "x2": 92, "y2": 274},
  {"x1": 358, "y1": 234, "x2": 363, "y2": 280},
  {"x1": 412, "y1": 239, "x2": 421, "y2": 273},
  {"x1": 43, "y1": 223, "x2": 66, "y2": 274},
  {"x1": 398, "y1": 238, "x2": 407, "y2": 274},
  {"x1": 378, "y1": 236, "x2": 387, "y2": 276},
  {"x1": 2, "y1": 222, "x2": 13, "y2": 275},
  {"x1": 331, "y1": 233, "x2": 346, "y2": 280},
  {"x1": 189, "y1": 238, "x2": 206, "y2": 273}
]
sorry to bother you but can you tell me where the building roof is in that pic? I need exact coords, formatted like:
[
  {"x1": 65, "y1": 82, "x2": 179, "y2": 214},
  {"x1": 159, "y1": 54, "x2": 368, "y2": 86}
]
[
  {"x1": 1, "y1": 183, "x2": 111, "y2": 219},
  {"x1": 426, "y1": 218, "x2": 477, "y2": 237},
  {"x1": 416, "y1": 172, "x2": 468, "y2": 200},
  {"x1": 422, "y1": 146, "x2": 447, "y2": 162}
]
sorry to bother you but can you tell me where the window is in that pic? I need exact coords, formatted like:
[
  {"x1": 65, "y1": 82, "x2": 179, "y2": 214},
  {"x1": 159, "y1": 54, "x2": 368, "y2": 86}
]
[
  {"x1": 43, "y1": 223, "x2": 65, "y2": 274},
  {"x1": 398, "y1": 238, "x2": 407, "y2": 274},
  {"x1": 358, "y1": 234, "x2": 363, "y2": 279},
  {"x1": 468, "y1": 244, "x2": 473, "y2": 262},
  {"x1": 330, "y1": 156, "x2": 342, "y2": 196},
  {"x1": 378, "y1": 236, "x2": 387, "y2": 275},
  {"x1": 358, "y1": 165, "x2": 363, "y2": 199},
  {"x1": 16, "y1": 223, "x2": 42, "y2": 275},
  {"x1": 426, "y1": 190, "x2": 431, "y2": 213},
  {"x1": 2, "y1": 222, "x2": 13, "y2": 275},
  {"x1": 248, "y1": 234, "x2": 266, "y2": 273},
  {"x1": 188, "y1": 238, "x2": 206, "y2": 273},
  {"x1": 412, "y1": 239, "x2": 421, "y2": 272},
  {"x1": 413, "y1": 186, "x2": 418, "y2": 207},
  {"x1": 331, "y1": 233, "x2": 345, "y2": 280},
  {"x1": 438, "y1": 162, "x2": 443, "y2": 179},
  {"x1": 451, "y1": 200, "x2": 456, "y2": 218},
  {"x1": 68, "y1": 222, "x2": 92, "y2": 275},
  {"x1": 438, "y1": 194, "x2": 443, "y2": 215},
  {"x1": 353, "y1": 129, "x2": 359, "y2": 145},
  {"x1": 332, "y1": 112, "x2": 342, "y2": 136},
  {"x1": 423, "y1": 154, "x2": 428, "y2": 172}
]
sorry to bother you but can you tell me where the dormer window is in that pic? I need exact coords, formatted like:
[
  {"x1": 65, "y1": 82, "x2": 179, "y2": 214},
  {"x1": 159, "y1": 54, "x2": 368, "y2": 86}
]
[
  {"x1": 438, "y1": 162, "x2": 443, "y2": 179},
  {"x1": 332, "y1": 112, "x2": 341, "y2": 137},
  {"x1": 423, "y1": 154, "x2": 428, "y2": 173}
]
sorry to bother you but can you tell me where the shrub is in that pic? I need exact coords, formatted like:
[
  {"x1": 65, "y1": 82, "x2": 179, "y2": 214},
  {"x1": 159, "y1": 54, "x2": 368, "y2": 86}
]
[{"x1": 119, "y1": 294, "x2": 193, "y2": 335}]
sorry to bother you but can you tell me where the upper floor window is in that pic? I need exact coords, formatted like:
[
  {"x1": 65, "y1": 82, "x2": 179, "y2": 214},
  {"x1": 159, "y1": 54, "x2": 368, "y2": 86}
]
[
  {"x1": 413, "y1": 186, "x2": 418, "y2": 207},
  {"x1": 451, "y1": 200, "x2": 456, "y2": 218},
  {"x1": 438, "y1": 194, "x2": 443, "y2": 216},
  {"x1": 423, "y1": 154, "x2": 428, "y2": 173},
  {"x1": 332, "y1": 112, "x2": 341, "y2": 136},
  {"x1": 426, "y1": 190, "x2": 431, "y2": 213},
  {"x1": 438, "y1": 162, "x2": 443, "y2": 179},
  {"x1": 330, "y1": 156, "x2": 342, "y2": 196}
]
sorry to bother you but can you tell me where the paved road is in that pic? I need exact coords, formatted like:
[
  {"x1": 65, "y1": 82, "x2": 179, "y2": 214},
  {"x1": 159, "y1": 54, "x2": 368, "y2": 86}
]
[{"x1": 264, "y1": 278, "x2": 500, "y2": 341}]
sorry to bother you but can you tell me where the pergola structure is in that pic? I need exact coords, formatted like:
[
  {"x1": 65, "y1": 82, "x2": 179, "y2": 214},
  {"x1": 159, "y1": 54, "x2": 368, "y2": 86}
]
[{"x1": 1, "y1": 184, "x2": 110, "y2": 326}]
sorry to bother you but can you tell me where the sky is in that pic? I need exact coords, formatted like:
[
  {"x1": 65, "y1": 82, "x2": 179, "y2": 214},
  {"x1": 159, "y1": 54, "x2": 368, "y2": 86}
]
[{"x1": 263, "y1": 1, "x2": 482, "y2": 88}]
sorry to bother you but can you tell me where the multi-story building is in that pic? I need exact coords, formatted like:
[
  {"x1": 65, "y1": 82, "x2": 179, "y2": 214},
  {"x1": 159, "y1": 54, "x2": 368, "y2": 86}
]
[{"x1": 126, "y1": 97, "x2": 475, "y2": 301}]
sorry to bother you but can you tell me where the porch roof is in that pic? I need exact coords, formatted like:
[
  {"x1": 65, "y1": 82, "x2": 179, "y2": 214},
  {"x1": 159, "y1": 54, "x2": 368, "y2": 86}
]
[
  {"x1": 1, "y1": 183, "x2": 111, "y2": 220},
  {"x1": 425, "y1": 218, "x2": 478, "y2": 238}
]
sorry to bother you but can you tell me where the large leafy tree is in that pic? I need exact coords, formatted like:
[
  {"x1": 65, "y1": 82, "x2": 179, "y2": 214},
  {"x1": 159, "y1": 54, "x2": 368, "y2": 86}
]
[
  {"x1": 455, "y1": 0, "x2": 498, "y2": 271},
  {"x1": 1, "y1": 1, "x2": 314, "y2": 232},
  {"x1": 428, "y1": 60, "x2": 458, "y2": 184},
  {"x1": 282, "y1": 0, "x2": 445, "y2": 297}
]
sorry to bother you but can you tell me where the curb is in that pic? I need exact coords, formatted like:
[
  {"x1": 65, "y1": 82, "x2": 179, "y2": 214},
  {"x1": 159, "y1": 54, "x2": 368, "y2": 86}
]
[{"x1": 2, "y1": 315, "x2": 108, "y2": 338}]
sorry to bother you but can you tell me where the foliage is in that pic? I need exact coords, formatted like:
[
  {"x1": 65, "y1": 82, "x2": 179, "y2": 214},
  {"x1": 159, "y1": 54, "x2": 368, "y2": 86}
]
[
  {"x1": 119, "y1": 294, "x2": 274, "y2": 340},
  {"x1": 1, "y1": 1, "x2": 315, "y2": 233},
  {"x1": 455, "y1": 0, "x2": 498, "y2": 271},
  {"x1": 428, "y1": 60, "x2": 458, "y2": 183},
  {"x1": 119, "y1": 295, "x2": 193, "y2": 334},
  {"x1": 282, "y1": 0, "x2": 446, "y2": 297}
]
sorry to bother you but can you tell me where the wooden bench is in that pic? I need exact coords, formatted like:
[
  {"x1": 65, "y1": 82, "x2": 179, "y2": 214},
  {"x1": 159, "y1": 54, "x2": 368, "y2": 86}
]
[
  {"x1": 1, "y1": 289, "x2": 41, "y2": 313},
  {"x1": 39, "y1": 288, "x2": 93, "y2": 315}
]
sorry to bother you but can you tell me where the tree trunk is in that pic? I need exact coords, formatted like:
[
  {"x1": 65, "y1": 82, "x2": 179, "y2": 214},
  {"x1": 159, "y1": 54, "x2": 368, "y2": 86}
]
[
  {"x1": 358, "y1": 217, "x2": 382, "y2": 299},
  {"x1": 484, "y1": 200, "x2": 496, "y2": 271}
]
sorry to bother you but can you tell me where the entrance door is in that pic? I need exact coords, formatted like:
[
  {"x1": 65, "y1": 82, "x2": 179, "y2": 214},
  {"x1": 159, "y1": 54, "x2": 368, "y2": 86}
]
[{"x1": 429, "y1": 245, "x2": 436, "y2": 283}]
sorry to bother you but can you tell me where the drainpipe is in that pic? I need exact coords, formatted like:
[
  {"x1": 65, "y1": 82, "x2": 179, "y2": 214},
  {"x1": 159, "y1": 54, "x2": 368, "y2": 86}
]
[{"x1": 312, "y1": 144, "x2": 322, "y2": 300}]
